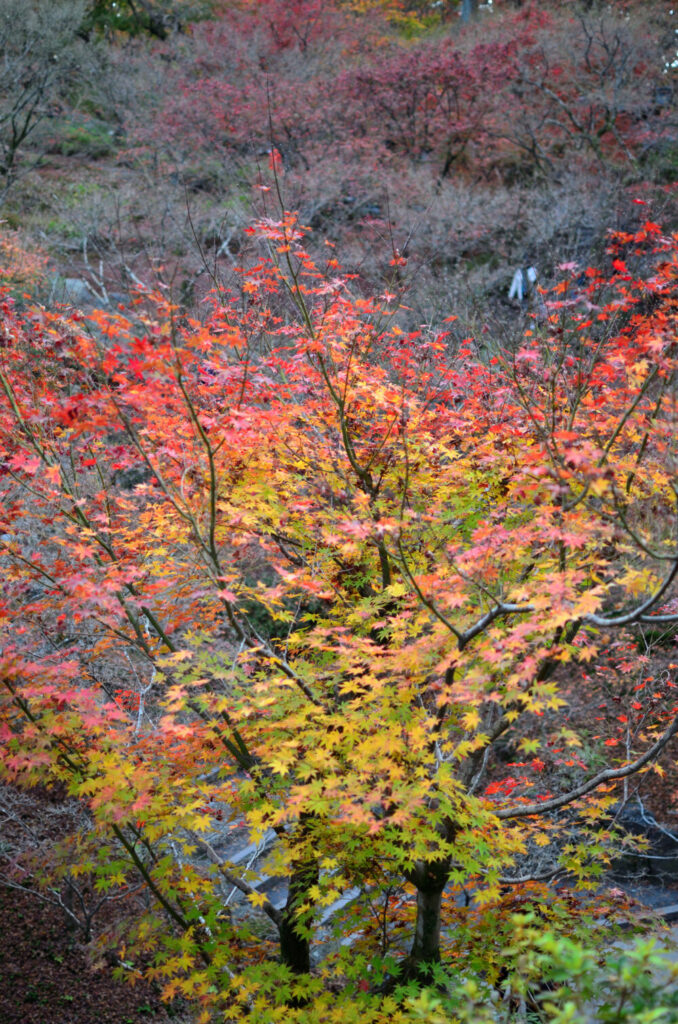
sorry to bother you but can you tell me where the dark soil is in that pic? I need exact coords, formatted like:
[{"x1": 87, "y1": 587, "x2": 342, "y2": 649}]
[
  {"x1": 0, "y1": 885, "x2": 179, "y2": 1024},
  {"x1": 0, "y1": 786, "x2": 190, "y2": 1024}
]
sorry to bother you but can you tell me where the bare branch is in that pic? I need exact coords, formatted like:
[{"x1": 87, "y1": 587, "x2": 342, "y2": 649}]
[
  {"x1": 495, "y1": 713, "x2": 678, "y2": 820},
  {"x1": 585, "y1": 558, "x2": 678, "y2": 628},
  {"x1": 460, "y1": 603, "x2": 534, "y2": 647},
  {"x1": 187, "y1": 833, "x2": 282, "y2": 928}
]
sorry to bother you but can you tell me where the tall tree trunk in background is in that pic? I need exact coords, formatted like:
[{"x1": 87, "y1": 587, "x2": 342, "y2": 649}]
[{"x1": 460, "y1": 0, "x2": 479, "y2": 23}]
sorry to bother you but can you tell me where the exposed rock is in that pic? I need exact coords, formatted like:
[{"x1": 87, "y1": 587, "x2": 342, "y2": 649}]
[
  {"x1": 612, "y1": 799, "x2": 678, "y2": 883},
  {"x1": 49, "y1": 276, "x2": 96, "y2": 307},
  {"x1": 110, "y1": 464, "x2": 154, "y2": 490}
]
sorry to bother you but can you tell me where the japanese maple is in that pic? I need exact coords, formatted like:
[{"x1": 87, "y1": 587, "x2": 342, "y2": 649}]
[{"x1": 0, "y1": 209, "x2": 677, "y2": 1020}]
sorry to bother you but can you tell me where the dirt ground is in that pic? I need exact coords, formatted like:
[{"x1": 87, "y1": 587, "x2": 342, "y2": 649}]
[
  {"x1": 0, "y1": 884, "x2": 182, "y2": 1024},
  {"x1": 0, "y1": 786, "x2": 191, "y2": 1024}
]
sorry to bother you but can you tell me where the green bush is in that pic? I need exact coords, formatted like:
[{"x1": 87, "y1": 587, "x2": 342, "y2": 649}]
[
  {"x1": 406, "y1": 915, "x2": 678, "y2": 1024},
  {"x1": 80, "y1": 0, "x2": 212, "y2": 39},
  {"x1": 55, "y1": 117, "x2": 116, "y2": 159}
]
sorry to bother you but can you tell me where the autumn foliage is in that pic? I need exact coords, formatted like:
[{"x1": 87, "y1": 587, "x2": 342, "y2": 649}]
[
  {"x1": 0, "y1": 189, "x2": 677, "y2": 1020},
  {"x1": 153, "y1": 1, "x2": 666, "y2": 180},
  {"x1": 110, "y1": 0, "x2": 675, "y2": 345}
]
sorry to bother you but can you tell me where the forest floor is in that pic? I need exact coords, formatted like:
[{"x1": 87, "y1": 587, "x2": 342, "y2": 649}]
[
  {"x1": 0, "y1": 787, "x2": 190, "y2": 1024},
  {"x1": 0, "y1": 882, "x2": 179, "y2": 1024}
]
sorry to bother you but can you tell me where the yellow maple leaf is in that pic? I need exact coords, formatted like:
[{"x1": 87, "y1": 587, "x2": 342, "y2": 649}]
[{"x1": 575, "y1": 590, "x2": 602, "y2": 616}]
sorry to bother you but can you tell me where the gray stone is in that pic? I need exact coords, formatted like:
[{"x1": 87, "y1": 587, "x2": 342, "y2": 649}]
[
  {"x1": 50, "y1": 275, "x2": 95, "y2": 307},
  {"x1": 612, "y1": 800, "x2": 678, "y2": 882}
]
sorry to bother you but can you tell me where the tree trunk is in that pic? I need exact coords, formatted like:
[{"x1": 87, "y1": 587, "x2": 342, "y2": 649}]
[
  {"x1": 411, "y1": 883, "x2": 445, "y2": 965},
  {"x1": 460, "y1": 0, "x2": 479, "y2": 23},
  {"x1": 278, "y1": 852, "x2": 318, "y2": 1008},
  {"x1": 279, "y1": 861, "x2": 316, "y2": 975},
  {"x1": 279, "y1": 818, "x2": 318, "y2": 979},
  {"x1": 279, "y1": 908, "x2": 311, "y2": 976},
  {"x1": 404, "y1": 858, "x2": 450, "y2": 981}
]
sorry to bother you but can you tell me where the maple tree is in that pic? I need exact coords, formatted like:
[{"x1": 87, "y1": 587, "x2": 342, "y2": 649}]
[{"x1": 1, "y1": 196, "x2": 678, "y2": 1022}]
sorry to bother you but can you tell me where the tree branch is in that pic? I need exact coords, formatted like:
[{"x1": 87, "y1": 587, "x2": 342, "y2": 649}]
[
  {"x1": 495, "y1": 713, "x2": 678, "y2": 820},
  {"x1": 187, "y1": 833, "x2": 282, "y2": 928},
  {"x1": 585, "y1": 558, "x2": 678, "y2": 627}
]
